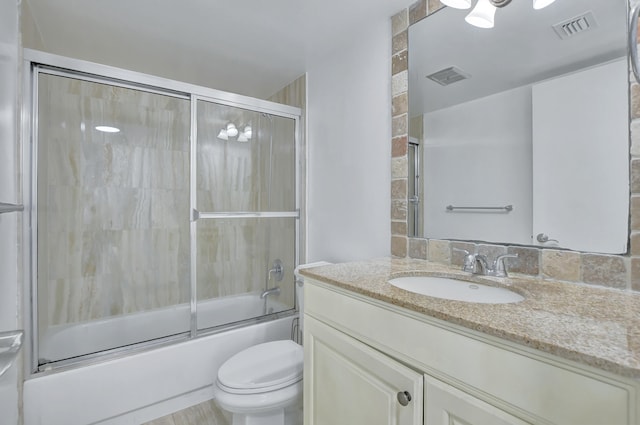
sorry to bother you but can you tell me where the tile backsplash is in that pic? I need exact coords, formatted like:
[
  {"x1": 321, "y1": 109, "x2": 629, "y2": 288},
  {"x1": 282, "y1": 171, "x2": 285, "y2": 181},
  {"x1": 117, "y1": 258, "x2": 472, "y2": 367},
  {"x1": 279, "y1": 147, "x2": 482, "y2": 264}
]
[{"x1": 391, "y1": 0, "x2": 640, "y2": 291}]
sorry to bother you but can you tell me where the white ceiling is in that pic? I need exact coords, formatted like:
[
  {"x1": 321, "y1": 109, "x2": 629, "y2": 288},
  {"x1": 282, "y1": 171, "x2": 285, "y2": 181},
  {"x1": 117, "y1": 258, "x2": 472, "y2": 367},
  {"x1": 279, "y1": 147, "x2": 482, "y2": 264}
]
[
  {"x1": 25, "y1": 0, "x2": 416, "y2": 99},
  {"x1": 409, "y1": 0, "x2": 627, "y2": 114}
]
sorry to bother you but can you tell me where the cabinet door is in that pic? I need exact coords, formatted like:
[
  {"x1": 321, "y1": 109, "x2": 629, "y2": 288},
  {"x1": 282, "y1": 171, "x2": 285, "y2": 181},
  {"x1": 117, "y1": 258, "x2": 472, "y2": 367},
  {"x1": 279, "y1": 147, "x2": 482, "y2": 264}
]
[
  {"x1": 304, "y1": 315, "x2": 423, "y2": 425},
  {"x1": 425, "y1": 376, "x2": 530, "y2": 425}
]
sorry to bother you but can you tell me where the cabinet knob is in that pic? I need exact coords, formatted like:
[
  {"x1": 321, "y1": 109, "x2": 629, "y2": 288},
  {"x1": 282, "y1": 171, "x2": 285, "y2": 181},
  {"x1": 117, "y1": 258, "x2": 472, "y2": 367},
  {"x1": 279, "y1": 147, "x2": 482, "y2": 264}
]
[{"x1": 397, "y1": 390, "x2": 412, "y2": 406}]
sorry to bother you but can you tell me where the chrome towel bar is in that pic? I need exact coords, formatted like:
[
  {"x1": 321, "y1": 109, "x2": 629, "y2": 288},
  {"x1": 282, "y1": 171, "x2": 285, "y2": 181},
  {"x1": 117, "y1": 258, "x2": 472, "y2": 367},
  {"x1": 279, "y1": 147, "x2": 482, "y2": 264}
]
[{"x1": 446, "y1": 204, "x2": 513, "y2": 212}]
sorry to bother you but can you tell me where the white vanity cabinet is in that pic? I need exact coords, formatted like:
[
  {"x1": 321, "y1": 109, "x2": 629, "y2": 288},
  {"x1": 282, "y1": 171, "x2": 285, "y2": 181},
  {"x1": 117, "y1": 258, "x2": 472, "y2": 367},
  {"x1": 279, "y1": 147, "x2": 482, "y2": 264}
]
[
  {"x1": 303, "y1": 279, "x2": 639, "y2": 425},
  {"x1": 304, "y1": 315, "x2": 423, "y2": 425}
]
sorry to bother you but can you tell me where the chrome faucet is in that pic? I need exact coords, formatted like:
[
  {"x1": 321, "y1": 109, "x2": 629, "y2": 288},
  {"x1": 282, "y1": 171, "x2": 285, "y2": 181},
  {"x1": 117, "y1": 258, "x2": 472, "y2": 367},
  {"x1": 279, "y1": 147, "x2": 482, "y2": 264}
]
[
  {"x1": 453, "y1": 249, "x2": 518, "y2": 277},
  {"x1": 260, "y1": 286, "x2": 281, "y2": 299}
]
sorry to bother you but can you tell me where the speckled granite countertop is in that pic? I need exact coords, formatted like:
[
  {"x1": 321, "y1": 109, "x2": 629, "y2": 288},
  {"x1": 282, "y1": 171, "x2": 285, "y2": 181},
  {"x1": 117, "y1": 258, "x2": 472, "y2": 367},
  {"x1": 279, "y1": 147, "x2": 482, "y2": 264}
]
[{"x1": 299, "y1": 257, "x2": 640, "y2": 379}]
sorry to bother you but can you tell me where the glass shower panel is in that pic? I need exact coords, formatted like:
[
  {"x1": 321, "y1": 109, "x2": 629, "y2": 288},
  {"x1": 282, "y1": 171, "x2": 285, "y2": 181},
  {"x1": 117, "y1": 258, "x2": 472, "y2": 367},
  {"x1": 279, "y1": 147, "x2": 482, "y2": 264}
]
[
  {"x1": 196, "y1": 217, "x2": 296, "y2": 330},
  {"x1": 195, "y1": 99, "x2": 297, "y2": 331},
  {"x1": 36, "y1": 72, "x2": 191, "y2": 364},
  {"x1": 196, "y1": 101, "x2": 296, "y2": 212}
]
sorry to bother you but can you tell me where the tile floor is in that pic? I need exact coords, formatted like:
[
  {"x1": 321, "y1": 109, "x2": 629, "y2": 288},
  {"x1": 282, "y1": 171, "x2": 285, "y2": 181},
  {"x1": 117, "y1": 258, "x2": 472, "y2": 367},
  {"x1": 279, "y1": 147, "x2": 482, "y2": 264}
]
[{"x1": 142, "y1": 400, "x2": 230, "y2": 425}]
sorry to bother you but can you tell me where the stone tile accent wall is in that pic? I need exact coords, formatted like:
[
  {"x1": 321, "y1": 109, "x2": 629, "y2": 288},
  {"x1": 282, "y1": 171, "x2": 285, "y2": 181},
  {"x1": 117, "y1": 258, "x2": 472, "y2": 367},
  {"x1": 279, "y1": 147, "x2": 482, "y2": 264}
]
[{"x1": 391, "y1": 0, "x2": 640, "y2": 292}]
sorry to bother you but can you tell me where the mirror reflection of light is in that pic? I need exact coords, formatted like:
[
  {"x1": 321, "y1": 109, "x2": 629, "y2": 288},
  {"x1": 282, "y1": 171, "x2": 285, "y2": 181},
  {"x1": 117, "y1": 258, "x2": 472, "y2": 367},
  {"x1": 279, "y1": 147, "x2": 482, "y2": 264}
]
[
  {"x1": 441, "y1": 0, "x2": 472, "y2": 9},
  {"x1": 533, "y1": 0, "x2": 556, "y2": 10},
  {"x1": 465, "y1": 0, "x2": 496, "y2": 28},
  {"x1": 217, "y1": 129, "x2": 229, "y2": 140},
  {"x1": 95, "y1": 126, "x2": 120, "y2": 133},
  {"x1": 226, "y1": 123, "x2": 238, "y2": 137}
]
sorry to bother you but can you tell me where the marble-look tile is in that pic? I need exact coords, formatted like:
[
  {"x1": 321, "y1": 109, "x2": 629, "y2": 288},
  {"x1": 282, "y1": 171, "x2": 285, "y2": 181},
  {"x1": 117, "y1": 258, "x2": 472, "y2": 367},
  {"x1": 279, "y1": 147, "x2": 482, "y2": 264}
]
[
  {"x1": 427, "y1": 0, "x2": 444, "y2": 14},
  {"x1": 391, "y1": 179, "x2": 407, "y2": 200},
  {"x1": 428, "y1": 239, "x2": 450, "y2": 264},
  {"x1": 449, "y1": 241, "x2": 475, "y2": 267},
  {"x1": 392, "y1": 50, "x2": 408, "y2": 75},
  {"x1": 143, "y1": 400, "x2": 230, "y2": 425},
  {"x1": 632, "y1": 158, "x2": 640, "y2": 194},
  {"x1": 541, "y1": 249, "x2": 581, "y2": 282},
  {"x1": 632, "y1": 258, "x2": 640, "y2": 292},
  {"x1": 632, "y1": 232, "x2": 640, "y2": 256},
  {"x1": 409, "y1": 0, "x2": 427, "y2": 25},
  {"x1": 392, "y1": 136, "x2": 408, "y2": 158},
  {"x1": 409, "y1": 238, "x2": 428, "y2": 260},
  {"x1": 392, "y1": 71, "x2": 408, "y2": 96},
  {"x1": 143, "y1": 415, "x2": 175, "y2": 425},
  {"x1": 507, "y1": 246, "x2": 539, "y2": 276},
  {"x1": 631, "y1": 195, "x2": 640, "y2": 231},
  {"x1": 391, "y1": 199, "x2": 408, "y2": 221},
  {"x1": 391, "y1": 221, "x2": 407, "y2": 236},
  {"x1": 172, "y1": 400, "x2": 230, "y2": 425},
  {"x1": 392, "y1": 114, "x2": 408, "y2": 137},
  {"x1": 392, "y1": 31, "x2": 408, "y2": 55},
  {"x1": 582, "y1": 253, "x2": 628, "y2": 289},
  {"x1": 476, "y1": 244, "x2": 507, "y2": 262},
  {"x1": 392, "y1": 236, "x2": 408, "y2": 257},
  {"x1": 392, "y1": 9, "x2": 409, "y2": 36},
  {"x1": 632, "y1": 82, "x2": 640, "y2": 120},
  {"x1": 391, "y1": 156, "x2": 408, "y2": 179},
  {"x1": 392, "y1": 93, "x2": 408, "y2": 117},
  {"x1": 631, "y1": 119, "x2": 640, "y2": 157}
]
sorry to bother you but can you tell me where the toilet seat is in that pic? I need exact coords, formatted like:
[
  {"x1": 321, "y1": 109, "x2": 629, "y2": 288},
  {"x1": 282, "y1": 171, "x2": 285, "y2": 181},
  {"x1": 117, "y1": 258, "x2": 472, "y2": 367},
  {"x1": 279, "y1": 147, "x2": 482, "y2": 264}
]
[{"x1": 217, "y1": 340, "x2": 303, "y2": 394}]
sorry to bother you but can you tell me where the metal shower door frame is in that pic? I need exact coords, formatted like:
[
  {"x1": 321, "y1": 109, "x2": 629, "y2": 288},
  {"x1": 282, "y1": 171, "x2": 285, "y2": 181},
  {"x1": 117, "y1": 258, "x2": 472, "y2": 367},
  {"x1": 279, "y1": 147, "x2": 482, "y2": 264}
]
[{"x1": 22, "y1": 49, "x2": 302, "y2": 374}]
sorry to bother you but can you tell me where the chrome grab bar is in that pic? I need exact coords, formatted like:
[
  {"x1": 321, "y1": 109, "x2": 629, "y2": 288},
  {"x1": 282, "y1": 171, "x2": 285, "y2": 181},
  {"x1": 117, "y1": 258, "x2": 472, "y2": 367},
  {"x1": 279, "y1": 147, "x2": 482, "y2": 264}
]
[{"x1": 446, "y1": 204, "x2": 513, "y2": 212}]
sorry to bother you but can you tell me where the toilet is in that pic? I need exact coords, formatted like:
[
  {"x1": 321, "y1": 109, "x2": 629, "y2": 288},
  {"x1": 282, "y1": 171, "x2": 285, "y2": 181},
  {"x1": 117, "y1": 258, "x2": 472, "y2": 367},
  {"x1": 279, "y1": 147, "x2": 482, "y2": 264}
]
[{"x1": 212, "y1": 262, "x2": 331, "y2": 425}]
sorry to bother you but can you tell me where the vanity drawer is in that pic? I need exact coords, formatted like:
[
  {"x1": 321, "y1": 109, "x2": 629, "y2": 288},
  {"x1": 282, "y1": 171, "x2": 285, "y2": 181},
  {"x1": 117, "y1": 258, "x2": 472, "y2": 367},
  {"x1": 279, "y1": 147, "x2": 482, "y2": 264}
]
[{"x1": 305, "y1": 280, "x2": 636, "y2": 425}]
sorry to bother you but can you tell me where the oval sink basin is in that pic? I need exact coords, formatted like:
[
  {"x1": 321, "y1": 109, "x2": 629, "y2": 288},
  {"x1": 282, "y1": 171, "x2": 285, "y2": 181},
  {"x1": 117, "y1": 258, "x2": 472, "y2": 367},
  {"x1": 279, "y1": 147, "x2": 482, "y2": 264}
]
[{"x1": 389, "y1": 276, "x2": 524, "y2": 304}]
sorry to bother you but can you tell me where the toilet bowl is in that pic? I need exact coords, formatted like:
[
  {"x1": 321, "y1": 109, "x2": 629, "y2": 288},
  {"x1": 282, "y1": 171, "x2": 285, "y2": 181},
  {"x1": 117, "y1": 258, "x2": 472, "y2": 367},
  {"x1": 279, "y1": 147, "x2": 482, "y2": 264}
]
[
  {"x1": 213, "y1": 339, "x2": 303, "y2": 425},
  {"x1": 213, "y1": 262, "x2": 331, "y2": 425}
]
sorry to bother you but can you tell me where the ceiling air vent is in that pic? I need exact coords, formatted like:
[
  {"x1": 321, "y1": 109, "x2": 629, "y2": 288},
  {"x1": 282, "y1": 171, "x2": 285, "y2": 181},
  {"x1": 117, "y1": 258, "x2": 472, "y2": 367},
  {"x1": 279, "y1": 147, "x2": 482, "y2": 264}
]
[
  {"x1": 426, "y1": 67, "x2": 470, "y2": 86},
  {"x1": 552, "y1": 11, "x2": 598, "y2": 40}
]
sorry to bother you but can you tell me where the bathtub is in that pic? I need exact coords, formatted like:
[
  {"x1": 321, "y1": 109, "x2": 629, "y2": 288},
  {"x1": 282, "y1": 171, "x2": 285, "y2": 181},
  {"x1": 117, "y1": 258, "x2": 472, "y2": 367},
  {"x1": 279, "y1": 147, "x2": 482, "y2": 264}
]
[
  {"x1": 24, "y1": 294, "x2": 295, "y2": 425},
  {"x1": 39, "y1": 293, "x2": 290, "y2": 362}
]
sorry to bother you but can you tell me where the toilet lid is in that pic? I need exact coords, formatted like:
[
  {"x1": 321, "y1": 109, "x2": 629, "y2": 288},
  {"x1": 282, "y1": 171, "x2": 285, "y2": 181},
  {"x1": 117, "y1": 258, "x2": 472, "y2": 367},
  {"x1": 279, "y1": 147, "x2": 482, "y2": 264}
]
[{"x1": 217, "y1": 340, "x2": 303, "y2": 394}]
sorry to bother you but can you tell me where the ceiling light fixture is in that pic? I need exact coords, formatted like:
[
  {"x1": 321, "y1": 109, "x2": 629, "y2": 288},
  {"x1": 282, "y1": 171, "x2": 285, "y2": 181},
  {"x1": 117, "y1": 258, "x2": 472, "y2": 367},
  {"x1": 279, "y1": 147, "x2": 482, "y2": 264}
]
[{"x1": 451, "y1": 0, "x2": 557, "y2": 29}]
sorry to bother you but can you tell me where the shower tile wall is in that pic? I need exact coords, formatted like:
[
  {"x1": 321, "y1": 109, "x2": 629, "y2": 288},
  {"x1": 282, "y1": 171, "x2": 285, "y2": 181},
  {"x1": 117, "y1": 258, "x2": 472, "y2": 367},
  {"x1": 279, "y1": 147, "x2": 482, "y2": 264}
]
[{"x1": 37, "y1": 74, "x2": 191, "y2": 328}]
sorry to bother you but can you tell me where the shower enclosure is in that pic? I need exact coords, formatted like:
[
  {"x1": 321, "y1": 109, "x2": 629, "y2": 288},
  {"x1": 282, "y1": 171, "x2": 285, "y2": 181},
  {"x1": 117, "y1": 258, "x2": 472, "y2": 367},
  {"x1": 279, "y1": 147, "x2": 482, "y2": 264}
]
[{"x1": 26, "y1": 52, "x2": 301, "y2": 370}]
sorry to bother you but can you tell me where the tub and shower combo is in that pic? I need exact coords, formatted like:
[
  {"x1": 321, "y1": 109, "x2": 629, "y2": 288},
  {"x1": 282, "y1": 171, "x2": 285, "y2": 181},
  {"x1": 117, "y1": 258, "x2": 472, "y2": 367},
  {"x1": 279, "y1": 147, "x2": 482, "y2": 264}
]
[{"x1": 21, "y1": 50, "x2": 302, "y2": 425}]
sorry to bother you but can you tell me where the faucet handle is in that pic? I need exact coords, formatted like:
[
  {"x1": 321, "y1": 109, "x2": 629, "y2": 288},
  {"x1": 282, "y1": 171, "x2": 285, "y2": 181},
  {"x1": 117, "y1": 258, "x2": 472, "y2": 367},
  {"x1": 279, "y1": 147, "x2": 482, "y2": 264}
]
[
  {"x1": 493, "y1": 254, "x2": 518, "y2": 277},
  {"x1": 453, "y1": 248, "x2": 475, "y2": 273}
]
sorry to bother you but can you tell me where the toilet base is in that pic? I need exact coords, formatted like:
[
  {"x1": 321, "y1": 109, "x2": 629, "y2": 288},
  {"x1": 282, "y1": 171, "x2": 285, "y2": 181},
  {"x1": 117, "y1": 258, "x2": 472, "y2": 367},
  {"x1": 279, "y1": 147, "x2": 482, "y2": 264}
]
[{"x1": 229, "y1": 401, "x2": 302, "y2": 425}]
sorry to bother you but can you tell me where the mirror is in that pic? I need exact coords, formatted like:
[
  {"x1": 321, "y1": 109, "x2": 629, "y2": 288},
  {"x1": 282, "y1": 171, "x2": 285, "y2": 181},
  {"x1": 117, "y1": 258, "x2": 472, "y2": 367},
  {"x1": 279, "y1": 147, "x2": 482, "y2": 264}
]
[{"x1": 408, "y1": 0, "x2": 630, "y2": 254}]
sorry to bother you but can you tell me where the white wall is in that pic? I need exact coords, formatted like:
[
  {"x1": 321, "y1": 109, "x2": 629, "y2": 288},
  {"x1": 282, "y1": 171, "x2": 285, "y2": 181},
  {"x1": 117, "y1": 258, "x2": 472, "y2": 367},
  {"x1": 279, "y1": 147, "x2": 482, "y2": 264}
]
[
  {"x1": 306, "y1": 21, "x2": 392, "y2": 263},
  {"x1": 0, "y1": 0, "x2": 21, "y2": 424},
  {"x1": 423, "y1": 86, "x2": 533, "y2": 245}
]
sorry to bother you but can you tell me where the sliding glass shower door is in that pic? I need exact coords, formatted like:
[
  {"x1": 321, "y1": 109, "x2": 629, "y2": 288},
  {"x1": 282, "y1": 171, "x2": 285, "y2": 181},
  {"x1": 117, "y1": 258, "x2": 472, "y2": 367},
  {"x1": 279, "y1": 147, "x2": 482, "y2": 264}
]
[
  {"x1": 36, "y1": 70, "x2": 192, "y2": 364},
  {"x1": 32, "y1": 63, "x2": 300, "y2": 370},
  {"x1": 194, "y1": 100, "x2": 298, "y2": 330}
]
